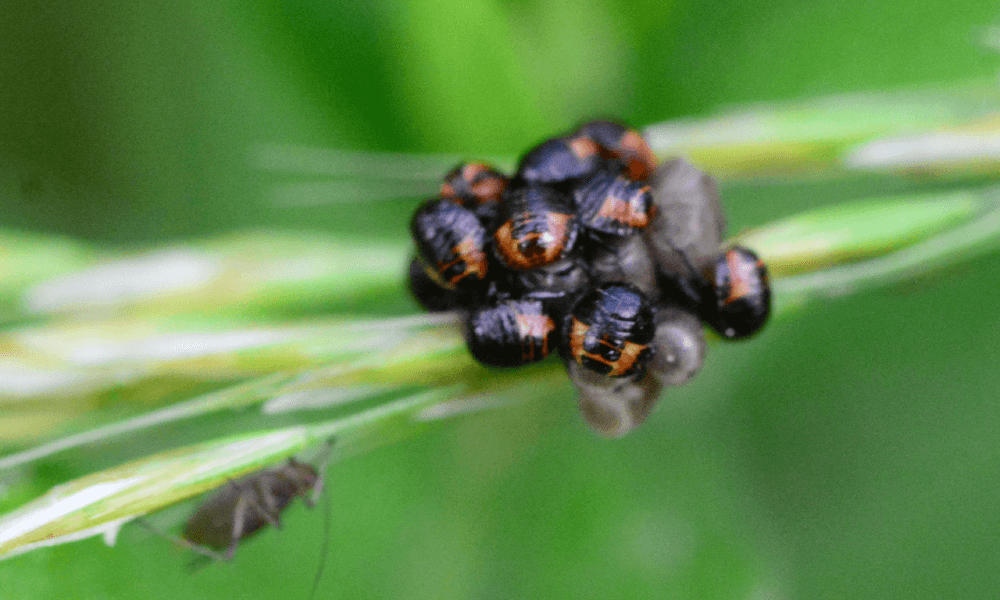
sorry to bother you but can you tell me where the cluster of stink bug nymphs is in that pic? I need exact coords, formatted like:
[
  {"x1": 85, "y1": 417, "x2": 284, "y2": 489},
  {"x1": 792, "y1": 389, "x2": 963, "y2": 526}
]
[{"x1": 408, "y1": 120, "x2": 771, "y2": 437}]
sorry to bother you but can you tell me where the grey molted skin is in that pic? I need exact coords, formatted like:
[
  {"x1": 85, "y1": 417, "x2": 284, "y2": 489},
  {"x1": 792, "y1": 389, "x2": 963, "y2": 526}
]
[
  {"x1": 647, "y1": 306, "x2": 705, "y2": 386},
  {"x1": 566, "y1": 360, "x2": 663, "y2": 438},
  {"x1": 643, "y1": 158, "x2": 726, "y2": 277},
  {"x1": 586, "y1": 234, "x2": 659, "y2": 301}
]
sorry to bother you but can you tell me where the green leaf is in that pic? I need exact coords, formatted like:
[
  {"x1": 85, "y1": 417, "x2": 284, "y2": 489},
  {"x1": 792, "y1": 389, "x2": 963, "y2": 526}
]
[{"x1": 0, "y1": 387, "x2": 458, "y2": 559}]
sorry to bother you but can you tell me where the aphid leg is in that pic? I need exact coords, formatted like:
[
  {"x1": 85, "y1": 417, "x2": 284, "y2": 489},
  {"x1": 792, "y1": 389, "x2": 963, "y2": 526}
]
[
  {"x1": 232, "y1": 478, "x2": 283, "y2": 530},
  {"x1": 256, "y1": 478, "x2": 287, "y2": 526},
  {"x1": 136, "y1": 518, "x2": 231, "y2": 563},
  {"x1": 223, "y1": 495, "x2": 252, "y2": 561}
]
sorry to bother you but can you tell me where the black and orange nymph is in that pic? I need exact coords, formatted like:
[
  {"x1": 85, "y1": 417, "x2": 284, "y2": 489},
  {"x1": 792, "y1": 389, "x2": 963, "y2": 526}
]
[
  {"x1": 440, "y1": 162, "x2": 509, "y2": 226},
  {"x1": 562, "y1": 283, "x2": 656, "y2": 378},
  {"x1": 410, "y1": 198, "x2": 490, "y2": 291},
  {"x1": 656, "y1": 245, "x2": 772, "y2": 340},
  {"x1": 573, "y1": 166, "x2": 655, "y2": 238},
  {"x1": 573, "y1": 119, "x2": 659, "y2": 181},
  {"x1": 466, "y1": 299, "x2": 558, "y2": 367},
  {"x1": 704, "y1": 246, "x2": 771, "y2": 340},
  {"x1": 492, "y1": 184, "x2": 580, "y2": 271},
  {"x1": 515, "y1": 136, "x2": 604, "y2": 185}
]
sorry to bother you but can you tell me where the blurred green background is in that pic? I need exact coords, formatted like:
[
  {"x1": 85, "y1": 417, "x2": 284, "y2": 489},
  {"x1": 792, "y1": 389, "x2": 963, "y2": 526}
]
[{"x1": 2, "y1": 1, "x2": 1000, "y2": 599}]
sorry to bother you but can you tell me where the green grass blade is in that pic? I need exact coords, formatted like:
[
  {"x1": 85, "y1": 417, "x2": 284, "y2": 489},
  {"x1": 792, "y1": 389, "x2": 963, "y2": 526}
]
[
  {"x1": 0, "y1": 387, "x2": 457, "y2": 559},
  {"x1": 9, "y1": 231, "x2": 408, "y2": 320},
  {"x1": 737, "y1": 189, "x2": 985, "y2": 276},
  {"x1": 773, "y1": 198, "x2": 1000, "y2": 311},
  {"x1": 644, "y1": 79, "x2": 1000, "y2": 179},
  {"x1": 2, "y1": 171, "x2": 1000, "y2": 564},
  {"x1": 249, "y1": 81, "x2": 1000, "y2": 194},
  {"x1": 0, "y1": 184, "x2": 994, "y2": 452},
  {"x1": 0, "y1": 314, "x2": 464, "y2": 461}
]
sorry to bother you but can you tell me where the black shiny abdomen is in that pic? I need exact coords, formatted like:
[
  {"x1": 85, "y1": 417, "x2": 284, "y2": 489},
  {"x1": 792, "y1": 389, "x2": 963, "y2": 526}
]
[
  {"x1": 410, "y1": 198, "x2": 489, "y2": 290},
  {"x1": 574, "y1": 168, "x2": 654, "y2": 237},
  {"x1": 466, "y1": 299, "x2": 557, "y2": 367},
  {"x1": 573, "y1": 120, "x2": 658, "y2": 181},
  {"x1": 563, "y1": 283, "x2": 655, "y2": 377},
  {"x1": 441, "y1": 162, "x2": 508, "y2": 227},
  {"x1": 515, "y1": 137, "x2": 603, "y2": 184},
  {"x1": 705, "y1": 246, "x2": 771, "y2": 340},
  {"x1": 493, "y1": 184, "x2": 580, "y2": 271}
]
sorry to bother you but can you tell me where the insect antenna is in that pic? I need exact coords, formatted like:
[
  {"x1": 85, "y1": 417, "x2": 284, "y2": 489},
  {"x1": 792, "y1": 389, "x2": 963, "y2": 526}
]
[{"x1": 308, "y1": 439, "x2": 336, "y2": 600}]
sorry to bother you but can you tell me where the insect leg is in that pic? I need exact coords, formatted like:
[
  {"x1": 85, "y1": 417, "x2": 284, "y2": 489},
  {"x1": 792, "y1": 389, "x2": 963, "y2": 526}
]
[
  {"x1": 136, "y1": 518, "x2": 231, "y2": 563},
  {"x1": 223, "y1": 495, "x2": 251, "y2": 561},
  {"x1": 232, "y1": 478, "x2": 283, "y2": 530}
]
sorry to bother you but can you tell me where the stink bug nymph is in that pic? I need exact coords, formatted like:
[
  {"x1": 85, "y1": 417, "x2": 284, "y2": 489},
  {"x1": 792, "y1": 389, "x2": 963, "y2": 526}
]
[
  {"x1": 440, "y1": 162, "x2": 509, "y2": 226},
  {"x1": 573, "y1": 119, "x2": 659, "y2": 181},
  {"x1": 493, "y1": 184, "x2": 580, "y2": 271},
  {"x1": 410, "y1": 198, "x2": 490, "y2": 290},
  {"x1": 573, "y1": 166, "x2": 654, "y2": 238},
  {"x1": 515, "y1": 136, "x2": 603, "y2": 184},
  {"x1": 704, "y1": 246, "x2": 771, "y2": 340},
  {"x1": 563, "y1": 283, "x2": 656, "y2": 378},
  {"x1": 466, "y1": 299, "x2": 558, "y2": 367},
  {"x1": 407, "y1": 256, "x2": 462, "y2": 312}
]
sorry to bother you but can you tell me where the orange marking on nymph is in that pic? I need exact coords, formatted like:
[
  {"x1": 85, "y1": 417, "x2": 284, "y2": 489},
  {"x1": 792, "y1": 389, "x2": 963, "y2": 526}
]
[
  {"x1": 494, "y1": 213, "x2": 572, "y2": 270},
  {"x1": 568, "y1": 318, "x2": 590, "y2": 362},
  {"x1": 516, "y1": 313, "x2": 555, "y2": 361},
  {"x1": 494, "y1": 221, "x2": 530, "y2": 270},
  {"x1": 435, "y1": 236, "x2": 487, "y2": 287},
  {"x1": 440, "y1": 182, "x2": 456, "y2": 198},
  {"x1": 471, "y1": 176, "x2": 506, "y2": 204},
  {"x1": 462, "y1": 163, "x2": 488, "y2": 182},
  {"x1": 568, "y1": 318, "x2": 647, "y2": 377},
  {"x1": 723, "y1": 250, "x2": 756, "y2": 305},
  {"x1": 595, "y1": 185, "x2": 652, "y2": 228},
  {"x1": 620, "y1": 130, "x2": 659, "y2": 180},
  {"x1": 569, "y1": 136, "x2": 600, "y2": 159}
]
